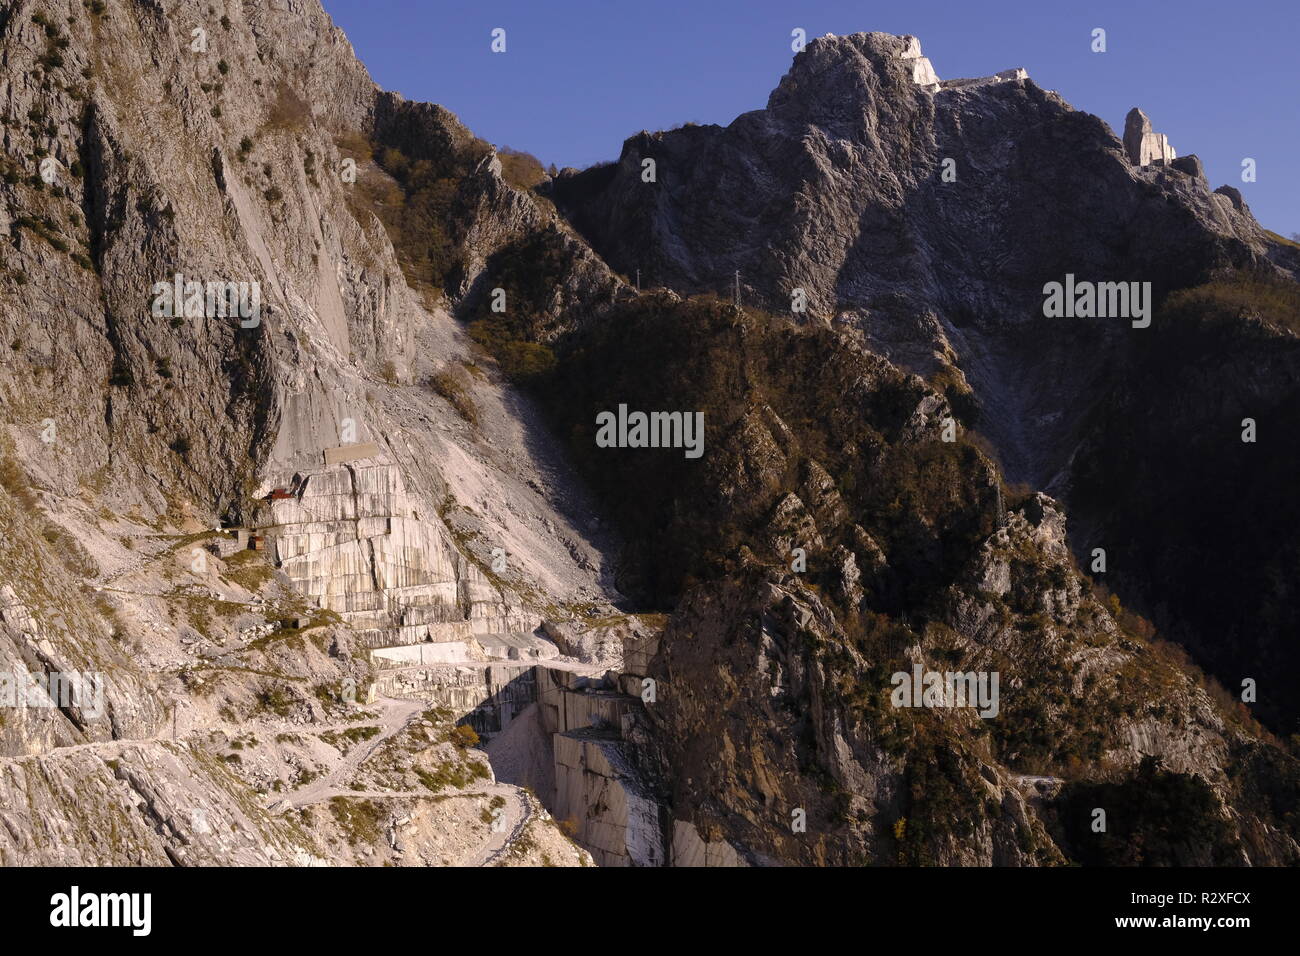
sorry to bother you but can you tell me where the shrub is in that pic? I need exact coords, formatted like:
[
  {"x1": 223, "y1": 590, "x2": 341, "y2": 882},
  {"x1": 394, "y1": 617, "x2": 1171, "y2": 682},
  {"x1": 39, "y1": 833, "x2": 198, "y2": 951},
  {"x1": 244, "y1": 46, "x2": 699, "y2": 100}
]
[
  {"x1": 0, "y1": 452, "x2": 36, "y2": 509},
  {"x1": 108, "y1": 360, "x2": 133, "y2": 387},
  {"x1": 333, "y1": 130, "x2": 372, "y2": 164},
  {"x1": 1163, "y1": 273, "x2": 1300, "y2": 336},
  {"x1": 1070, "y1": 270, "x2": 1300, "y2": 730},
  {"x1": 256, "y1": 686, "x2": 296, "y2": 717},
  {"x1": 497, "y1": 147, "x2": 547, "y2": 189},
  {"x1": 41, "y1": 522, "x2": 98, "y2": 577},
  {"x1": 447, "y1": 724, "x2": 480, "y2": 749},
  {"x1": 430, "y1": 365, "x2": 479, "y2": 426},
  {"x1": 364, "y1": 133, "x2": 491, "y2": 292},
  {"x1": 328, "y1": 797, "x2": 384, "y2": 845},
  {"x1": 265, "y1": 81, "x2": 310, "y2": 131}
]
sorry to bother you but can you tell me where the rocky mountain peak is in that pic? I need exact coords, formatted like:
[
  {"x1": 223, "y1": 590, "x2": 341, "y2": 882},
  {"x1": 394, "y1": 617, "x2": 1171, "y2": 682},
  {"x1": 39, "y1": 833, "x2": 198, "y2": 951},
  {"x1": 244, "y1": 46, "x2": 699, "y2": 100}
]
[
  {"x1": 766, "y1": 31, "x2": 936, "y2": 125},
  {"x1": 552, "y1": 30, "x2": 1282, "y2": 491}
]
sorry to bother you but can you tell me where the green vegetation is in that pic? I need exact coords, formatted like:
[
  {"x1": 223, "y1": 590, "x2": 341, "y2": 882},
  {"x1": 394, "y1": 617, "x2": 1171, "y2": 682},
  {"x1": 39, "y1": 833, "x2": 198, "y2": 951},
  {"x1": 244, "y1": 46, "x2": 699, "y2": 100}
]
[
  {"x1": 496, "y1": 146, "x2": 547, "y2": 190},
  {"x1": 255, "y1": 685, "x2": 298, "y2": 717},
  {"x1": 353, "y1": 122, "x2": 579, "y2": 376},
  {"x1": 243, "y1": 609, "x2": 339, "y2": 652},
  {"x1": 1163, "y1": 272, "x2": 1300, "y2": 336},
  {"x1": 414, "y1": 757, "x2": 490, "y2": 793},
  {"x1": 39, "y1": 522, "x2": 97, "y2": 578},
  {"x1": 428, "y1": 364, "x2": 479, "y2": 426},
  {"x1": 464, "y1": 226, "x2": 586, "y2": 380},
  {"x1": 108, "y1": 359, "x2": 133, "y2": 387},
  {"x1": 446, "y1": 724, "x2": 479, "y2": 749},
  {"x1": 534, "y1": 292, "x2": 999, "y2": 608},
  {"x1": 33, "y1": 13, "x2": 68, "y2": 71},
  {"x1": 893, "y1": 738, "x2": 989, "y2": 864},
  {"x1": 1, "y1": 444, "x2": 103, "y2": 579},
  {"x1": 263, "y1": 81, "x2": 310, "y2": 132},
  {"x1": 0, "y1": 450, "x2": 36, "y2": 510},
  {"x1": 328, "y1": 797, "x2": 384, "y2": 845},
  {"x1": 926, "y1": 364, "x2": 980, "y2": 429},
  {"x1": 221, "y1": 549, "x2": 274, "y2": 592},
  {"x1": 1264, "y1": 230, "x2": 1300, "y2": 251},
  {"x1": 321, "y1": 725, "x2": 380, "y2": 753},
  {"x1": 360, "y1": 130, "x2": 490, "y2": 293},
  {"x1": 11, "y1": 215, "x2": 72, "y2": 254}
]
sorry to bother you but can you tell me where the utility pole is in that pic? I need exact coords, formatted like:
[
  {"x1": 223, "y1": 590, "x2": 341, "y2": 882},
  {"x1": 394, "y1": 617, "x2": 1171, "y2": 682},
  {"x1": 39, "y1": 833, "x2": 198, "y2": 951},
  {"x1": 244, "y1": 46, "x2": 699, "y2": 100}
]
[
  {"x1": 733, "y1": 270, "x2": 740, "y2": 309},
  {"x1": 635, "y1": 268, "x2": 640, "y2": 292}
]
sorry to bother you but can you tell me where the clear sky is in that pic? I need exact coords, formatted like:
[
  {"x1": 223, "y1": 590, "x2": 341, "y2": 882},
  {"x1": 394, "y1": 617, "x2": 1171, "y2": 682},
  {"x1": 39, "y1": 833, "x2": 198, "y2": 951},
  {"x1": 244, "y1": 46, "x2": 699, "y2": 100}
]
[{"x1": 321, "y1": 0, "x2": 1298, "y2": 235}]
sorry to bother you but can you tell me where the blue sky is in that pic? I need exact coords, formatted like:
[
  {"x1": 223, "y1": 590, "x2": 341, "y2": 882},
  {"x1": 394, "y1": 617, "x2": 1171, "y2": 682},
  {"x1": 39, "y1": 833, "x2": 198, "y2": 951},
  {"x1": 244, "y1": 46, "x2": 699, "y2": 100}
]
[{"x1": 321, "y1": 0, "x2": 1298, "y2": 235}]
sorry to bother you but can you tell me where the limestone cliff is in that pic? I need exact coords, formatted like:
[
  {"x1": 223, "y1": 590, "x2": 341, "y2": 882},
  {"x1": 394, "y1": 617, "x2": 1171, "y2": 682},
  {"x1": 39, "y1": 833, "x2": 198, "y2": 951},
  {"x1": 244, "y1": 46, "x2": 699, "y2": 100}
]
[
  {"x1": 0, "y1": 0, "x2": 608, "y2": 865},
  {"x1": 1, "y1": 4, "x2": 1297, "y2": 869}
]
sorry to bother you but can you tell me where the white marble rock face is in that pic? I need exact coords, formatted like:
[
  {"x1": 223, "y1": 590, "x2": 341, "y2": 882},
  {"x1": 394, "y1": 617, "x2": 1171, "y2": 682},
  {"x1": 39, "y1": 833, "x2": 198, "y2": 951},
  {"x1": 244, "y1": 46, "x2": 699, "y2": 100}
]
[
  {"x1": 898, "y1": 35, "x2": 942, "y2": 91},
  {"x1": 1124, "y1": 107, "x2": 1177, "y2": 166},
  {"x1": 258, "y1": 461, "x2": 535, "y2": 646}
]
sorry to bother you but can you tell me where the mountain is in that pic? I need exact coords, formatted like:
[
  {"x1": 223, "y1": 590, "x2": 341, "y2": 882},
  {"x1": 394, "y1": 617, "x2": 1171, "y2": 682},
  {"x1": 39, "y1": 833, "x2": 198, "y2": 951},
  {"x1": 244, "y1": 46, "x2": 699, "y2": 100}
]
[
  {"x1": 0, "y1": 4, "x2": 1296, "y2": 866},
  {"x1": 550, "y1": 31, "x2": 1300, "y2": 733},
  {"x1": 552, "y1": 32, "x2": 1294, "y2": 486}
]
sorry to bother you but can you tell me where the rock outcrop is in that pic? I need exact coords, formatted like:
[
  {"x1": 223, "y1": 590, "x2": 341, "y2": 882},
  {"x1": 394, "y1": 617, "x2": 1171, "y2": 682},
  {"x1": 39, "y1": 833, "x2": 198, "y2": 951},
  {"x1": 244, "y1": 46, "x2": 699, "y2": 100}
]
[
  {"x1": 1123, "y1": 107, "x2": 1177, "y2": 166},
  {"x1": 898, "y1": 35, "x2": 941, "y2": 91}
]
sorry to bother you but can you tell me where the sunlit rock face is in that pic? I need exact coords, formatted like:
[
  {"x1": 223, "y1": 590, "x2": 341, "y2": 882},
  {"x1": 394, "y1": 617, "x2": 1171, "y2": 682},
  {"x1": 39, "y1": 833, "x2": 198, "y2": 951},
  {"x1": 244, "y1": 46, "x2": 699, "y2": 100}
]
[
  {"x1": 257, "y1": 460, "x2": 530, "y2": 649},
  {"x1": 898, "y1": 34, "x2": 941, "y2": 91},
  {"x1": 1123, "y1": 107, "x2": 1177, "y2": 166}
]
